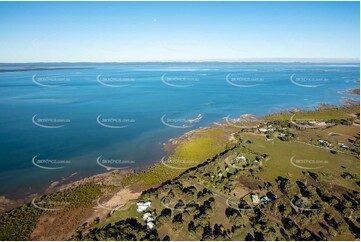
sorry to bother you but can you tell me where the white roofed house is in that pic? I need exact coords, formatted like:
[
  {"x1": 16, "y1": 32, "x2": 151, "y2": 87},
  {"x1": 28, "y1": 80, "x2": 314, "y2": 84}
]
[
  {"x1": 318, "y1": 139, "x2": 331, "y2": 147},
  {"x1": 147, "y1": 221, "x2": 155, "y2": 230},
  {"x1": 136, "y1": 201, "x2": 152, "y2": 212},
  {"x1": 251, "y1": 194, "x2": 259, "y2": 204},
  {"x1": 235, "y1": 155, "x2": 246, "y2": 161},
  {"x1": 234, "y1": 156, "x2": 246, "y2": 166},
  {"x1": 142, "y1": 212, "x2": 155, "y2": 229},
  {"x1": 338, "y1": 143, "x2": 349, "y2": 149},
  {"x1": 143, "y1": 212, "x2": 152, "y2": 221},
  {"x1": 258, "y1": 128, "x2": 268, "y2": 133},
  {"x1": 260, "y1": 195, "x2": 271, "y2": 204}
]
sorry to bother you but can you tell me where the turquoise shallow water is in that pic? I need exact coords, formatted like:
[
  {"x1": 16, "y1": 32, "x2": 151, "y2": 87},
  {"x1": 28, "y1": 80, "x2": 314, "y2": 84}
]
[{"x1": 0, "y1": 62, "x2": 359, "y2": 198}]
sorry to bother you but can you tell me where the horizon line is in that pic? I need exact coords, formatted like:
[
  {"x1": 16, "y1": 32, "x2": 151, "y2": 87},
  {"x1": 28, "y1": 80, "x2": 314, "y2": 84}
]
[{"x1": 0, "y1": 58, "x2": 360, "y2": 64}]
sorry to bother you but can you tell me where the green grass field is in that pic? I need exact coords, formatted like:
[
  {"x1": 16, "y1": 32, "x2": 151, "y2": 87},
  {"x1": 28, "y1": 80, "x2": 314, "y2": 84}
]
[{"x1": 263, "y1": 106, "x2": 359, "y2": 121}]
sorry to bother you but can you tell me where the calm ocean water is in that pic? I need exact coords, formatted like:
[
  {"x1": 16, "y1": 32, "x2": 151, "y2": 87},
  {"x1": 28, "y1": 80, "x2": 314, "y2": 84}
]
[{"x1": 0, "y1": 63, "x2": 359, "y2": 198}]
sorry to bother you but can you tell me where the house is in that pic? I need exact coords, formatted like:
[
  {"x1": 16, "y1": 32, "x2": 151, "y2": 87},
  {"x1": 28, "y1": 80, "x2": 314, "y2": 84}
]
[
  {"x1": 260, "y1": 195, "x2": 271, "y2": 204},
  {"x1": 143, "y1": 212, "x2": 154, "y2": 223},
  {"x1": 142, "y1": 211, "x2": 155, "y2": 229},
  {"x1": 143, "y1": 212, "x2": 152, "y2": 221},
  {"x1": 235, "y1": 155, "x2": 246, "y2": 161},
  {"x1": 136, "y1": 201, "x2": 151, "y2": 212},
  {"x1": 258, "y1": 128, "x2": 268, "y2": 133},
  {"x1": 318, "y1": 139, "x2": 331, "y2": 147},
  {"x1": 251, "y1": 194, "x2": 259, "y2": 204},
  {"x1": 338, "y1": 143, "x2": 349, "y2": 149},
  {"x1": 147, "y1": 221, "x2": 155, "y2": 230}
]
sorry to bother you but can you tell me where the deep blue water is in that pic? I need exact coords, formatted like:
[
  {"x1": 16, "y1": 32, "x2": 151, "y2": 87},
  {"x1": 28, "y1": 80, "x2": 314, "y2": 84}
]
[{"x1": 0, "y1": 63, "x2": 359, "y2": 198}]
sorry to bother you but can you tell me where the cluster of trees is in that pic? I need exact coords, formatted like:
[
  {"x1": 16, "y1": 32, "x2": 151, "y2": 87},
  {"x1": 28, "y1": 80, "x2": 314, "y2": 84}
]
[
  {"x1": 0, "y1": 182, "x2": 104, "y2": 240},
  {"x1": 83, "y1": 218, "x2": 160, "y2": 241},
  {"x1": 0, "y1": 202, "x2": 42, "y2": 240},
  {"x1": 274, "y1": 172, "x2": 360, "y2": 240}
]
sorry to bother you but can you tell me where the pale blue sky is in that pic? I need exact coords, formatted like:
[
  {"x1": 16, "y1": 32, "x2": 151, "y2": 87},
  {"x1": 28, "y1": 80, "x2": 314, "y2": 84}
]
[{"x1": 0, "y1": 2, "x2": 359, "y2": 62}]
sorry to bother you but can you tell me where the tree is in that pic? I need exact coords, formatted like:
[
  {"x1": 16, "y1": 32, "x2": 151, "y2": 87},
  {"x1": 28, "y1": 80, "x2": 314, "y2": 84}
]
[
  {"x1": 336, "y1": 221, "x2": 349, "y2": 234},
  {"x1": 299, "y1": 230, "x2": 311, "y2": 240}
]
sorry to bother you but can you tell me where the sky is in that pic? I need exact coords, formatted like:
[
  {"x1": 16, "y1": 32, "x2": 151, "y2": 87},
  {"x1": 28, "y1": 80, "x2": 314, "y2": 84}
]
[{"x1": 0, "y1": 1, "x2": 359, "y2": 62}]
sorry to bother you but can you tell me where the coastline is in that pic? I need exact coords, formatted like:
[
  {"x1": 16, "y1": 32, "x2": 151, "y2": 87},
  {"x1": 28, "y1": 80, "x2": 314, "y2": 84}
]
[
  {"x1": 0, "y1": 101, "x2": 359, "y2": 240},
  {"x1": 1, "y1": 95, "x2": 359, "y2": 213}
]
